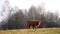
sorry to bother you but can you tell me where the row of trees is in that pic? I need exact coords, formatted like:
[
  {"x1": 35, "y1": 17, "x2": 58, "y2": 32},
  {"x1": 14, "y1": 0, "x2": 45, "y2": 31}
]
[
  {"x1": 1, "y1": 5, "x2": 60, "y2": 30},
  {"x1": 0, "y1": 0, "x2": 60, "y2": 30}
]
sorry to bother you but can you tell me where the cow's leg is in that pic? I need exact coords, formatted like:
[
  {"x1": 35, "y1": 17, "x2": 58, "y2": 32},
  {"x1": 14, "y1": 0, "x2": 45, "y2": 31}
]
[
  {"x1": 34, "y1": 26, "x2": 38, "y2": 29},
  {"x1": 29, "y1": 26, "x2": 32, "y2": 29}
]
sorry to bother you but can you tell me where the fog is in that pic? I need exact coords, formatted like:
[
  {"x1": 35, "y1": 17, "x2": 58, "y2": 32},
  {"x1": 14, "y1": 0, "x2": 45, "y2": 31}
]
[{"x1": 0, "y1": 0, "x2": 60, "y2": 29}]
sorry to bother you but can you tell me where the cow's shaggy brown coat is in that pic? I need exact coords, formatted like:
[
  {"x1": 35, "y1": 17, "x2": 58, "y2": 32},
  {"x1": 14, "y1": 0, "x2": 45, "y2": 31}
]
[{"x1": 27, "y1": 20, "x2": 41, "y2": 29}]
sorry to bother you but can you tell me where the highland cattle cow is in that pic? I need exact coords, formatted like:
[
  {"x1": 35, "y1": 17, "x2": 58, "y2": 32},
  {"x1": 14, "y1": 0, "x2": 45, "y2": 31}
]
[{"x1": 27, "y1": 20, "x2": 41, "y2": 29}]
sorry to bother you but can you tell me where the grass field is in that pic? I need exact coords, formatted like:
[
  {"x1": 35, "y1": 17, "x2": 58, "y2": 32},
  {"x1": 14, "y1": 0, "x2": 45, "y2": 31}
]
[{"x1": 0, "y1": 28, "x2": 60, "y2": 34}]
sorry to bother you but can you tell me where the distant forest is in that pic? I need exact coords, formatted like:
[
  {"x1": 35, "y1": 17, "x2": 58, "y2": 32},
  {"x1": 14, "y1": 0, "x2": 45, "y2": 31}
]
[{"x1": 0, "y1": 0, "x2": 60, "y2": 30}]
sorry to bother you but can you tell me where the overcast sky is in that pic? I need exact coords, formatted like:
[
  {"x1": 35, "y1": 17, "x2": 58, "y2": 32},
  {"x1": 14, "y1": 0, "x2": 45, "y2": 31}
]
[
  {"x1": 9, "y1": 0, "x2": 60, "y2": 16},
  {"x1": 0, "y1": 0, "x2": 60, "y2": 22},
  {"x1": 9, "y1": 0, "x2": 60, "y2": 11},
  {"x1": 0, "y1": 0, "x2": 60, "y2": 14}
]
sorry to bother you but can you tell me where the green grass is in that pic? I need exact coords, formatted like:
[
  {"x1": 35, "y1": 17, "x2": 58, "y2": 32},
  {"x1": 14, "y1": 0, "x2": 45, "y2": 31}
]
[{"x1": 0, "y1": 28, "x2": 60, "y2": 34}]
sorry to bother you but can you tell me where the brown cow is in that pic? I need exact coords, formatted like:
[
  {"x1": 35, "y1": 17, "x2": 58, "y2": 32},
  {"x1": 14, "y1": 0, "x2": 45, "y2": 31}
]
[{"x1": 27, "y1": 20, "x2": 41, "y2": 29}]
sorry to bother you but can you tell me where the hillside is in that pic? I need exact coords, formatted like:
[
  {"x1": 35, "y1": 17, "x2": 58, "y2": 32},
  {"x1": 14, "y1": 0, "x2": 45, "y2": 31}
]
[{"x1": 0, "y1": 28, "x2": 60, "y2": 34}]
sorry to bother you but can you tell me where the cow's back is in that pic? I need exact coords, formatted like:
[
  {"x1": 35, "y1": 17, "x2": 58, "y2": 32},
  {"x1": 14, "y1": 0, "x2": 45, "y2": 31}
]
[{"x1": 27, "y1": 20, "x2": 41, "y2": 29}]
